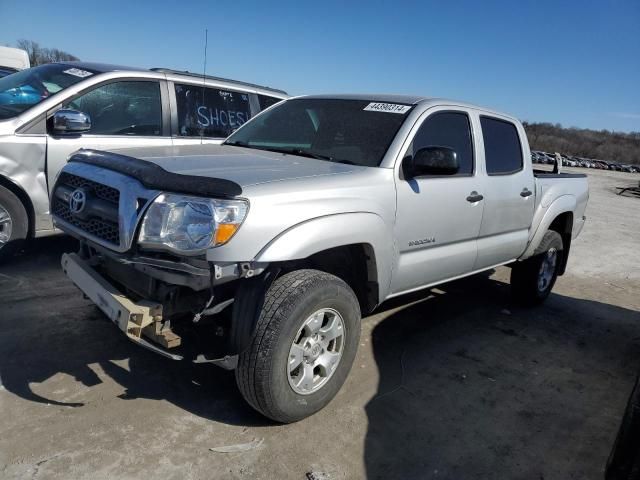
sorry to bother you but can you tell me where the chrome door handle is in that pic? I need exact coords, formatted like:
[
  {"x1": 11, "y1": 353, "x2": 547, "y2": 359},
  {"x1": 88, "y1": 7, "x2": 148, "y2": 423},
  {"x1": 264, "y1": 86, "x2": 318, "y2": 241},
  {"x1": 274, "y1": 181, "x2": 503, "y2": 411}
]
[
  {"x1": 520, "y1": 188, "x2": 533, "y2": 198},
  {"x1": 466, "y1": 191, "x2": 484, "y2": 203}
]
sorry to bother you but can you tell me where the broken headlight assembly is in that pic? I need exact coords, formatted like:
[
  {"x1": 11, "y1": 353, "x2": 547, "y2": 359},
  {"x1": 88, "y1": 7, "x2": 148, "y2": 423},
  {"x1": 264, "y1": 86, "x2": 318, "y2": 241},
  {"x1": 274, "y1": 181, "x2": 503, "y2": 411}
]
[{"x1": 138, "y1": 194, "x2": 248, "y2": 255}]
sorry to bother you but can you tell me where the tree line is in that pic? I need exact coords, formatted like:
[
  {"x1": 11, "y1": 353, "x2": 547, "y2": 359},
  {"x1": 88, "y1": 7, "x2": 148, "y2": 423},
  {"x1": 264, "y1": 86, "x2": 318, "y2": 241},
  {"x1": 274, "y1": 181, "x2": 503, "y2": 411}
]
[
  {"x1": 16, "y1": 39, "x2": 79, "y2": 66},
  {"x1": 523, "y1": 122, "x2": 640, "y2": 165}
]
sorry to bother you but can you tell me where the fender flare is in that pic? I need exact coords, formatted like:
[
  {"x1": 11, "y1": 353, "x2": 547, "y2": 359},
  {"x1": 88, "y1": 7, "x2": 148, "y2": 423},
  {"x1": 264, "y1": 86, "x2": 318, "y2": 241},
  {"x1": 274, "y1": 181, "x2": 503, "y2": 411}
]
[
  {"x1": 521, "y1": 195, "x2": 576, "y2": 260},
  {"x1": 254, "y1": 212, "x2": 395, "y2": 302}
]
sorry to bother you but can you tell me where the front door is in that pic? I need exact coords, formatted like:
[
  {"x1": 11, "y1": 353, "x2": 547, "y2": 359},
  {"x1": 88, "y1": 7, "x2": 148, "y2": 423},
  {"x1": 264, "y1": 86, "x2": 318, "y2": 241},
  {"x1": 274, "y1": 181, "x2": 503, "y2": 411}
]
[
  {"x1": 46, "y1": 79, "x2": 173, "y2": 193},
  {"x1": 391, "y1": 108, "x2": 485, "y2": 295}
]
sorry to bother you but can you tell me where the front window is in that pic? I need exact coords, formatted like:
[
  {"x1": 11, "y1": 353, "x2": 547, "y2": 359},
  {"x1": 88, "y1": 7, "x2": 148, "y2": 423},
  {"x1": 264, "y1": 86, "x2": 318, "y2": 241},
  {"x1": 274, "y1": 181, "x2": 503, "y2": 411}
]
[
  {"x1": 64, "y1": 81, "x2": 162, "y2": 136},
  {"x1": 411, "y1": 111, "x2": 474, "y2": 175},
  {"x1": 0, "y1": 63, "x2": 96, "y2": 120},
  {"x1": 224, "y1": 98, "x2": 413, "y2": 167}
]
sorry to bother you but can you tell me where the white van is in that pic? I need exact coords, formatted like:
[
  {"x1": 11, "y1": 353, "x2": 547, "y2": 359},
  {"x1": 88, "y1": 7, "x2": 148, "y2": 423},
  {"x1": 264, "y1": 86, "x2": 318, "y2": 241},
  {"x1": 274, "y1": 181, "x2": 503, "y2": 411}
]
[{"x1": 0, "y1": 47, "x2": 30, "y2": 77}]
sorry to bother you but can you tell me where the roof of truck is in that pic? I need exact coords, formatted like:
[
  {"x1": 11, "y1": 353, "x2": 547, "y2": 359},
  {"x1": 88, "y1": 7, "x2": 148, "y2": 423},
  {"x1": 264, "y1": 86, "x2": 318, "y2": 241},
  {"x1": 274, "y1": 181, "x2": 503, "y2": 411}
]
[
  {"x1": 297, "y1": 94, "x2": 510, "y2": 118},
  {"x1": 301, "y1": 93, "x2": 429, "y2": 105}
]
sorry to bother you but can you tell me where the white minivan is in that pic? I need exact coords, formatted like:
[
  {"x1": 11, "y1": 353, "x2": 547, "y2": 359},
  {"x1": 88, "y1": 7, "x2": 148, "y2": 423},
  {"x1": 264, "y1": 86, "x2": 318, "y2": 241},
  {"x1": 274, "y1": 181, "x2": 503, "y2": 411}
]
[{"x1": 0, "y1": 62, "x2": 288, "y2": 259}]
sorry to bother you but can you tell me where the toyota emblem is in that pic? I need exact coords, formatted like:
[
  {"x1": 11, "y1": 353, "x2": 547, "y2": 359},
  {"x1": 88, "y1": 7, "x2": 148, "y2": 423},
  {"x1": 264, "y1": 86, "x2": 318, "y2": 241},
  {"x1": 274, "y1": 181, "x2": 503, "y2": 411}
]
[{"x1": 69, "y1": 189, "x2": 87, "y2": 214}]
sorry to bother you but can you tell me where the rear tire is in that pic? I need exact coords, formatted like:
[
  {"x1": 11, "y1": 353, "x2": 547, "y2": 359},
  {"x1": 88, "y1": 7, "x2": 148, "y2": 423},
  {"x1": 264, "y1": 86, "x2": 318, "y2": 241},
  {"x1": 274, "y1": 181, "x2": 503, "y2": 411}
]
[
  {"x1": 0, "y1": 185, "x2": 28, "y2": 262},
  {"x1": 235, "y1": 269, "x2": 361, "y2": 423},
  {"x1": 511, "y1": 230, "x2": 563, "y2": 305}
]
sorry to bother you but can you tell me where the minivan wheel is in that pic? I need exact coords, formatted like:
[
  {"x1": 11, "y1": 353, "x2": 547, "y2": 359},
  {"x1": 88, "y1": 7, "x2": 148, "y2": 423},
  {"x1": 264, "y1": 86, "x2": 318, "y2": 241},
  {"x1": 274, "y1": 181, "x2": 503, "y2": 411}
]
[
  {"x1": 0, "y1": 185, "x2": 28, "y2": 262},
  {"x1": 511, "y1": 230, "x2": 564, "y2": 305},
  {"x1": 235, "y1": 269, "x2": 361, "y2": 423}
]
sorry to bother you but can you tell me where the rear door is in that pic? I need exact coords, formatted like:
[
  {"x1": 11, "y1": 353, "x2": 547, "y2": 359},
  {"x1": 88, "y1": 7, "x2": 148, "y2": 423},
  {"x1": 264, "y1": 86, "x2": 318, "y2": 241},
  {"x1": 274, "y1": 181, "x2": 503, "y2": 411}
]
[
  {"x1": 46, "y1": 78, "x2": 172, "y2": 192},
  {"x1": 473, "y1": 115, "x2": 535, "y2": 269}
]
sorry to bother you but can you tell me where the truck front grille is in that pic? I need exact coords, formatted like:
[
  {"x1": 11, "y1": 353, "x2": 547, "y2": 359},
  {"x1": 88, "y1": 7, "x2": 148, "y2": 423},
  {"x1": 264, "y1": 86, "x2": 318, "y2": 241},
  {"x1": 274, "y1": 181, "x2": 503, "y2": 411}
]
[
  {"x1": 57, "y1": 172, "x2": 120, "y2": 203},
  {"x1": 52, "y1": 173, "x2": 121, "y2": 246}
]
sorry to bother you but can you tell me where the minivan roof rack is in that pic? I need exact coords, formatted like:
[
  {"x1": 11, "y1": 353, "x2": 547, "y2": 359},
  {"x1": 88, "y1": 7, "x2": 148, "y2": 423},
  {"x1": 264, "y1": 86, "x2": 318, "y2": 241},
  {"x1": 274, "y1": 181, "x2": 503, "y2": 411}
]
[{"x1": 149, "y1": 68, "x2": 288, "y2": 96}]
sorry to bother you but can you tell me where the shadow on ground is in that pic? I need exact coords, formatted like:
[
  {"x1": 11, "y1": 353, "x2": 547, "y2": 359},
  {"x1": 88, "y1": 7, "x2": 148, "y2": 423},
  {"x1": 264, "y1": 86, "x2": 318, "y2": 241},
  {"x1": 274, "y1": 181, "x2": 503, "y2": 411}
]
[
  {"x1": 0, "y1": 236, "x2": 268, "y2": 427},
  {"x1": 364, "y1": 275, "x2": 640, "y2": 480}
]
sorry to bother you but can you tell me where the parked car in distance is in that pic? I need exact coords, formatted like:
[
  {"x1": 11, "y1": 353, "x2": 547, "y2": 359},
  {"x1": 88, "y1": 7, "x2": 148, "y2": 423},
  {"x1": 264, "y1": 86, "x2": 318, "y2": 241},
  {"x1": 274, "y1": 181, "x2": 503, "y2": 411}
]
[
  {"x1": 0, "y1": 62, "x2": 287, "y2": 259},
  {"x1": 531, "y1": 150, "x2": 640, "y2": 174},
  {"x1": 52, "y1": 94, "x2": 589, "y2": 422}
]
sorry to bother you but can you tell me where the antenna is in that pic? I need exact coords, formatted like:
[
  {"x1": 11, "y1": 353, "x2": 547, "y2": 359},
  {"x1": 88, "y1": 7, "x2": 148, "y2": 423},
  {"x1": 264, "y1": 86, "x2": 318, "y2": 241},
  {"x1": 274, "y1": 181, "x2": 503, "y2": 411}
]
[{"x1": 201, "y1": 28, "x2": 208, "y2": 145}]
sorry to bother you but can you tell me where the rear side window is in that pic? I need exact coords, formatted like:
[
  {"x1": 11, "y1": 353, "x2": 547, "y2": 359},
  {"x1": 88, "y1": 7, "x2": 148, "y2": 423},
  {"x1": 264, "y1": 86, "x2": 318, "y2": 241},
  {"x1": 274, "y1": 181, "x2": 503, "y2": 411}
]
[
  {"x1": 257, "y1": 94, "x2": 282, "y2": 111},
  {"x1": 175, "y1": 84, "x2": 251, "y2": 138},
  {"x1": 411, "y1": 111, "x2": 474, "y2": 175},
  {"x1": 481, "y1": 117, "x2": 523, "y2": 175},
  {"x1": 64, "y1": 81, "x2": 162, "y2": 136}
]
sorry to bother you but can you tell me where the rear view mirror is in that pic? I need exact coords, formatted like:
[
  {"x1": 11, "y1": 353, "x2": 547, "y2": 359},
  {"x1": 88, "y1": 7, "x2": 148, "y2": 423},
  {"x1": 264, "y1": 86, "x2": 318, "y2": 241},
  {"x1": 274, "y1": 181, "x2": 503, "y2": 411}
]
[
  {"x1": 52, "y1": 109, "x2": 91, "y2": 134},
  {"x1": 404, "y1": 146, "x2": 459, "y2": 177}
]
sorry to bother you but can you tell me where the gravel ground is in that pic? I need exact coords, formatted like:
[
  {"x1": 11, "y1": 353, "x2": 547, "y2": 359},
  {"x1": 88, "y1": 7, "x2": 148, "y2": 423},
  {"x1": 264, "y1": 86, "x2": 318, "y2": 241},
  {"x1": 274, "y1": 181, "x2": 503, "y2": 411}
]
[{"x1": 1, "y1": 167, "x2": 639, "y2": 480}]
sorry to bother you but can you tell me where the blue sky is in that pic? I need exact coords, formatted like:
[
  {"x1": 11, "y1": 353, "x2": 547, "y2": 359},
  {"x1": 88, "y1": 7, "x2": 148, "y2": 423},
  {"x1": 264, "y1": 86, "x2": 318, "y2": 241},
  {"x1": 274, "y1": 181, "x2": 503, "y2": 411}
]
[{"x1": 1, "y1": 0, "x2": 638, "y2": 132}]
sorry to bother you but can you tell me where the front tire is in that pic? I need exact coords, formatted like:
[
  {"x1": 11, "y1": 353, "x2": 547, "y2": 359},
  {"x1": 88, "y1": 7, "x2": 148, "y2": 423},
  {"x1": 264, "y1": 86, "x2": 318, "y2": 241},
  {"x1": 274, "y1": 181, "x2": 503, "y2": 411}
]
[
  {"x1": 0, "y1": 185, "x2": 28, "y2": 262},
  {"x1": 511, "y1": 230, "x2": 564, "y2": 305},
  {"x1": 235, "y1": 269, "x2": 361, "y2": 423}
]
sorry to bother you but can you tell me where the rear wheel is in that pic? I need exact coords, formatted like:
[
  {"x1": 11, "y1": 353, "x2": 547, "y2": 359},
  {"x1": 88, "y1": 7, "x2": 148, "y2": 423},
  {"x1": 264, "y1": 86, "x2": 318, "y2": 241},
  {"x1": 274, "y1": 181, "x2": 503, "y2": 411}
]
[
  {"x1": 0, "y1": 185, "x2": 28, "y2": 262},
  {"x1": 235, "y1": 269, "x2": 361, "y2": 423},
  {"x1": 511, "y1": 230, "x2": 563, "y2": 305}
]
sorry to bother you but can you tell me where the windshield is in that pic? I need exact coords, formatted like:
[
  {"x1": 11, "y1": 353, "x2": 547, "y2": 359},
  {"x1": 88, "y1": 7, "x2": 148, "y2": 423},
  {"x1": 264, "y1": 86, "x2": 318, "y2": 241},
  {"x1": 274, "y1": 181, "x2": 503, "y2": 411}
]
[
  {"x1": 224, "y1": 98, "x2": 413, "y2": 167},
  {"x1": 0, "y1": 63, "x2": 96, "y2": 120}
]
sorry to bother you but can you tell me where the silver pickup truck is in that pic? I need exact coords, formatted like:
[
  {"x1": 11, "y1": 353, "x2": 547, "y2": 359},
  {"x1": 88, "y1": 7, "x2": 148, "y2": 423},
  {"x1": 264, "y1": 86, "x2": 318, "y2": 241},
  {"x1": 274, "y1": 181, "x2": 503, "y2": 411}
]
[{"x1": 51, "y1": 94, "x2": 588, "y2": 422}]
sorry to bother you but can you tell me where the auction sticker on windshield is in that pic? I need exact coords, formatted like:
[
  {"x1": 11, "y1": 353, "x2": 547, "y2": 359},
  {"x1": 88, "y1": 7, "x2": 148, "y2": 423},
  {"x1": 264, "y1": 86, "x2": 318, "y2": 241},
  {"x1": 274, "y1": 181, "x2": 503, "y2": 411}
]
[
  {"x1": 364, "y1": 102, "x2": 411, "y2": 114},
  {"x1": 63, "y1": 68, "x2": 93, "y2": 78}
]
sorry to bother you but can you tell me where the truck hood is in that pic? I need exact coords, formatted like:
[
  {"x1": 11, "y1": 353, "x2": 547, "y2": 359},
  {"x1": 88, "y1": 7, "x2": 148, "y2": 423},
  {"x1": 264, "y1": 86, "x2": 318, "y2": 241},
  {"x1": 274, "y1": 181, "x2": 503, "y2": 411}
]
[{"x1": 108, "y1": 144, "x2": 357, "y2": 188}]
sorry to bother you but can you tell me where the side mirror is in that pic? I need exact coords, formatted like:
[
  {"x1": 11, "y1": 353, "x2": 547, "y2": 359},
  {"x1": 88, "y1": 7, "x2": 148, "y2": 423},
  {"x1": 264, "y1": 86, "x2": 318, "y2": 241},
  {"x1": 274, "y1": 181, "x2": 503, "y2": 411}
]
[
  {"x1": 404, "y1": 146, "x2": 459, "y2": 177},
  {"x1": 52, "y1": 109, "x2": 91, "y2": 134}
]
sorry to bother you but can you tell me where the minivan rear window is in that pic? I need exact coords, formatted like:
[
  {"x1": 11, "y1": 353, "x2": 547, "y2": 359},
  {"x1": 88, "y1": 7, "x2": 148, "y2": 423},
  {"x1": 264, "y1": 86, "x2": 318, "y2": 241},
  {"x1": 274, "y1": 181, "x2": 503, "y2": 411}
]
[
  {"x1": 257, "y1": 94, "x2": 282, "y2": 111},
  {"x1": 174, "y1": 84, "x2": 252, "y2": 138}
]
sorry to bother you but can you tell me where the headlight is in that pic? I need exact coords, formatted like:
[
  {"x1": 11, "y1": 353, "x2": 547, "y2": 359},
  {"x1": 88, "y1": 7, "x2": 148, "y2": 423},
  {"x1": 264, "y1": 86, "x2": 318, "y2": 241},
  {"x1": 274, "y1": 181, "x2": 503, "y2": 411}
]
[{"x1": 138, "y1": 194, "x2": 248, "y2": 254}]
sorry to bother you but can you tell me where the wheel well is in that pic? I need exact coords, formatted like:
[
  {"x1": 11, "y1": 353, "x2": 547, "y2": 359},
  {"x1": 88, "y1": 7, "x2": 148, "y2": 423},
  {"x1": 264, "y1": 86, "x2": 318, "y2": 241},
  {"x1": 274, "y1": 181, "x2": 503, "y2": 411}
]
[
  {"x1": 548, "y1": 212, "x2": 573, "y2": 275},
  {"x1": 278, "y1": 244, "x2": 379, "y2": 315},
  {"x1": 0, "y1": 175, "x2": 35, "y2": 238}
]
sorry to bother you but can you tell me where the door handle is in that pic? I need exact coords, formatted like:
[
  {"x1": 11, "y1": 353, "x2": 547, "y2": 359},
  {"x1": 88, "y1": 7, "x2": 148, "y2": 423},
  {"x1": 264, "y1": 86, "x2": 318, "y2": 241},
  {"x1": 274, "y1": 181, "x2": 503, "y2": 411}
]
[
  {"x1": 520, "y1": 188, "x2": 533, "y2": 198},
  {"x1": 466, "y1": 191, "x2": 484, "y2": 203}
]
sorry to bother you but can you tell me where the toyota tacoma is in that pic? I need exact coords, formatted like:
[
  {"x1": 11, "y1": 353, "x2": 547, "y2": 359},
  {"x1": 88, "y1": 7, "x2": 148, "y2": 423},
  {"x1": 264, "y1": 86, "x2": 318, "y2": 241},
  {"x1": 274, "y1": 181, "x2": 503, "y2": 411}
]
[{"x1": 51, "y1": 95, "x2": 589, "y2": 422}]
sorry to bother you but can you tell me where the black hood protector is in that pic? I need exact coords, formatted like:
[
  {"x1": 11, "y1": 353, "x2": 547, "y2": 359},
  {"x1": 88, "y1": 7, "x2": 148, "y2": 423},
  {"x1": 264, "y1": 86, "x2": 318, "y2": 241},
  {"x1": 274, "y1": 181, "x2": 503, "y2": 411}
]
[{"x1": 69, "y1": 149, "x2": 243, "y2": 198}]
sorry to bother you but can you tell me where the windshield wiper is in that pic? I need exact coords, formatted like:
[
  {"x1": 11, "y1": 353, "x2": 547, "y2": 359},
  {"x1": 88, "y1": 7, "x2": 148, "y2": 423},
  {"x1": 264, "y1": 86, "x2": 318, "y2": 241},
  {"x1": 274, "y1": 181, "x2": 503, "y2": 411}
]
[
  {"x1": 265, "y1": 147, "x2": 359, "y2": 165},
  {"x1": 224, "y1": 143, "x2": 358, "y2": 165},
  {"x1": 278, "y1": 148, "x2": 334, "y2": 161},
  {"x1": 224, "y1": 140, "x2": 259, "y2": 149}
]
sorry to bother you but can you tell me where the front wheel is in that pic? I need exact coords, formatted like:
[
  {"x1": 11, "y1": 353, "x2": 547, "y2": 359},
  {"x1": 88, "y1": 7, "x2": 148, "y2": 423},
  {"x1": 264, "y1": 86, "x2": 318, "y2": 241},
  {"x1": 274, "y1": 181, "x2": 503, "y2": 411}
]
[
  {"x1": 0, "y1": 185, "x2": 28, "y2": 262},
  {"x1": 511, "y1": 230, "x2": 564, "y2": 305},
  {"x1": 235, "y1": 269, "x2": 361, "y2": 423}
]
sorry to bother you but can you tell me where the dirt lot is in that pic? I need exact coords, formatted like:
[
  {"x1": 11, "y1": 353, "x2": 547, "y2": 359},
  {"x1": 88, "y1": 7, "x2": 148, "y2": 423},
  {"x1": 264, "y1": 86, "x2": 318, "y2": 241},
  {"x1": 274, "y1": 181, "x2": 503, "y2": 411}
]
[{"x1": 1, "y1": 168, "x2": 639, "y2": 480}]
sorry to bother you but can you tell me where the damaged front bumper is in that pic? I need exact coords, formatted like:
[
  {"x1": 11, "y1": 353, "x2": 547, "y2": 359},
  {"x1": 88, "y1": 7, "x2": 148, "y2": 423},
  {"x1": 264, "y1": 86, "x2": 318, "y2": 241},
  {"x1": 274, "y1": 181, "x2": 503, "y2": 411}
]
[{"x1": 61, "y1": 252, "x2": 184, "y2": 360}]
